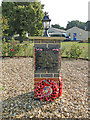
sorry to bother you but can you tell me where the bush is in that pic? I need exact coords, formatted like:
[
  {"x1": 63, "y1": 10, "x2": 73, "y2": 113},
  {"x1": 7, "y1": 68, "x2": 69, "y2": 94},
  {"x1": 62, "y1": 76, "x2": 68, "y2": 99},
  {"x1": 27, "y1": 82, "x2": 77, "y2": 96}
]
[
  {"x1": 2, "y1": 38, "x2": 34, "y2": 58},
  {"x1": 65, "y1": 44, "x2": 82, "y2": 59},
  {"x1": 2, "y1": 37, "x2": 21, "y2": 57}
]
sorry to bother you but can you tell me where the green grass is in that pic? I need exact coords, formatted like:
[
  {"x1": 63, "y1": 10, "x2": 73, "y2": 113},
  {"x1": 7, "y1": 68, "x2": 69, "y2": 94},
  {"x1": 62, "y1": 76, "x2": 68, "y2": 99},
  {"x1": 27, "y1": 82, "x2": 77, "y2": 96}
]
[
  {"x1": 0, "y1": 87, "x2": 5, "y2": 90},
  {"x1": 21, "y1": 41, "x2": 89, "y2": 60},
  {"x1": 61, "y1": 42, "x2": 89, "y2": 60},
  {"x1": 17, "y1": 41, "x2": 34, "y2": 57}
]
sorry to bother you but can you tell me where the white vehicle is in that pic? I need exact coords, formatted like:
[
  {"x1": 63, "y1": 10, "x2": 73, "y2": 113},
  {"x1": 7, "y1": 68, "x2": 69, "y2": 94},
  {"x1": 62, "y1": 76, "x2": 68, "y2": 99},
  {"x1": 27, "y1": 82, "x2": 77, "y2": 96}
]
[
  {"x1": 49, "y1": 33, "x2": 71, "y2": 41},
  {"x1": 49, "y1": 33, "x2": 66, "y2": 37}
]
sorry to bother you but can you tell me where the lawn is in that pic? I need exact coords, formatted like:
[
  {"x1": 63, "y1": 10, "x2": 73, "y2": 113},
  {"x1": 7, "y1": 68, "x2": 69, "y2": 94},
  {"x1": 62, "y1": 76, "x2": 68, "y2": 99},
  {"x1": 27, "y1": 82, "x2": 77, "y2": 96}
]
[
  {"x1": 61, "y1": 42, "x2": 89, "y2": 60},
  {"x1": 19, "y1": 40, "x2": 34, "y2": 57},
  {"x1": 18, "y1": 41, "x2": 89, "y2": 59}
]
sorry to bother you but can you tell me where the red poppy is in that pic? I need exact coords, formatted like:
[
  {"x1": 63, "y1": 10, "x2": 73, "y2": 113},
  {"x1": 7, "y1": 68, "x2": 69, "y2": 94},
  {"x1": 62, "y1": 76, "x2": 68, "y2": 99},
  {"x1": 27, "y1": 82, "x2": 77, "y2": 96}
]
[
  {"x1": 10, "y1": 49, "x2": 14, "y2": 51},
  {"x1": 14, "y1": 43, "x2": 17, "y2": 45}
]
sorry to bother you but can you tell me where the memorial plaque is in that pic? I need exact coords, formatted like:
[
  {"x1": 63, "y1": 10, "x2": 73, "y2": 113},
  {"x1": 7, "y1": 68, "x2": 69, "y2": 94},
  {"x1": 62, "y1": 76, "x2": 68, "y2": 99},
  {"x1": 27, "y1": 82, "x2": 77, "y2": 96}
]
[{"x1": 35, "y1": 47, "x2": 59, "y2": 73}]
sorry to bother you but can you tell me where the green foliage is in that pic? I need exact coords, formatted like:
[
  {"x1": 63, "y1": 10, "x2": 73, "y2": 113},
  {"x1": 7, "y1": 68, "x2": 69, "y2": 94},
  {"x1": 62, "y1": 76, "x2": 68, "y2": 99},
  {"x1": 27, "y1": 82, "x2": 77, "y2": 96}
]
[
  {"x1": 61, "y1": 46, "x2": 65, "y2": 54},
  {"x1": 0, "y1": 6, "x2": 1, "y2": 17},
  {"x1": 2, "y1": 2, "x2": 44, "y2": 42},
  {"x1": 2, "y1": 38, "x2": 34, "y2": 58},
  {"x1": 2, "y1": 37, "x2": 21, "y2": 57},
  {"x1": 65, "y1": 44, "x2": 82, "y2": 59},
  {"x1": 1, "y1": 17, "x2": 9, "y2": 36},
  {"x1": 61, "y1": 42, "x2": 89, "y2": 60},
  {"x1": 0, "y1": 87, "x2": 5, "y2": 90},
  {"x1": 66, "y1": 20, "x2": 86, "y2": 30},
  {"x1": 51, "y1": 24, "x2": 65, "y2": 30},
  {"x1": 17, "y1": 42, "x2": 34, "y2": 57},
  {"x1": 86, "y1": 21, "x2": 90, "y2": 31}
]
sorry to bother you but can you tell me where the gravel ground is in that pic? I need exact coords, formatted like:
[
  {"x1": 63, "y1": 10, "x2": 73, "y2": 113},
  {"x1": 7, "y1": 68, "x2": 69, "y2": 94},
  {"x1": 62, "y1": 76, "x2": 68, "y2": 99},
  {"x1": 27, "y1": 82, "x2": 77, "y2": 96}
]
[{"x1": 1, "y1": 58, "x2": 88, "y2": 119}]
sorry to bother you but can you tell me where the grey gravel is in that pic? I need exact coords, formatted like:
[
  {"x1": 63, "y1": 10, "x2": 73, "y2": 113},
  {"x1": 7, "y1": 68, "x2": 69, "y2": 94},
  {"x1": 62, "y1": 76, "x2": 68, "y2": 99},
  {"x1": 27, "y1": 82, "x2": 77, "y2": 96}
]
[{"x1": 1, "y1": 58, "x2": 88, "y2": 119}]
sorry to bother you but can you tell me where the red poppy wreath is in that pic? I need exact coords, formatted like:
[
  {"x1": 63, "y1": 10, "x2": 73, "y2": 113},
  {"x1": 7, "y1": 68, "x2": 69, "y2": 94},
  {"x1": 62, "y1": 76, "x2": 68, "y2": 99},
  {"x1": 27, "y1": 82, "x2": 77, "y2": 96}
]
[{"x1": 35, "y1": 79, "x2": 59, "y2": 101}]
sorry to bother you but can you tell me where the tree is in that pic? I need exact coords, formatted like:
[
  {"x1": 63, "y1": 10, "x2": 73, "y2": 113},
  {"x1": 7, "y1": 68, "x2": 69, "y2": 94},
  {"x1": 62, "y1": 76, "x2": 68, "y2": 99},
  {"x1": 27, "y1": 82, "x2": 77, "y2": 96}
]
[
  {"x1": 66, "y1": 20, "x2": 86, "y2": 30},
  {"x1": 0, "y1": 6, "x2": 1, "y2": 15},
  {"x1": 51, "y1": 24, "x2": 65, "y2": 30},
  {"x1": 86, "y1": 21, "x2": 90, "y2": 31},
  {"x1": 2, "y1": 2, "x2": 44, "y2": 42},
  {"x1": 1, "y1": 17, "x2": 9, "y2": 36}
]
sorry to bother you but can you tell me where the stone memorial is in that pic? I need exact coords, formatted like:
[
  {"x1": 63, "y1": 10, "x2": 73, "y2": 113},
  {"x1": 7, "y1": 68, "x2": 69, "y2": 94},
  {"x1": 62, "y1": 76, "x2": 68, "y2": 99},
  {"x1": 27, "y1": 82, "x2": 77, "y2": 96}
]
[{"x1": 29, "y1": 36, "x2": 65, "y2": 101}]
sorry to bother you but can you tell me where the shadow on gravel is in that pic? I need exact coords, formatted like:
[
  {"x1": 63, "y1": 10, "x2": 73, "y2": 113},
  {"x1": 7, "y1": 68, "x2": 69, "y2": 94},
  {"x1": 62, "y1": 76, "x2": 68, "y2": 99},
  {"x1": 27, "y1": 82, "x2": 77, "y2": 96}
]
[{"x1": 2, "y1": 91, "x2": 55, "y2": 119}]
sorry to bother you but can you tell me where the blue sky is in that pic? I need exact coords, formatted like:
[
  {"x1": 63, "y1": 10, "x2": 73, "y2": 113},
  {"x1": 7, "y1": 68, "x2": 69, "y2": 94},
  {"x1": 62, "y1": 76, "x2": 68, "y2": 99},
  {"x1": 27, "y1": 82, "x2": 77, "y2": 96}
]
[{"x1": 0, "y1": 0, "x2": 89, "y2": 27}]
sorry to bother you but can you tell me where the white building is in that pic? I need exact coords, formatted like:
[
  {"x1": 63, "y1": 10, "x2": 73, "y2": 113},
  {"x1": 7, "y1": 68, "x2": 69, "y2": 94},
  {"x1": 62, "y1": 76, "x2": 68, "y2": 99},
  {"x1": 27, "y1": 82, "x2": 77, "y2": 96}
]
[
  {"x1": 48, "y1": 27, "x2": 66, "y2": 34},
  {"x1": 66, "y1": 27, "x2": 88, "y2": 41}
]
